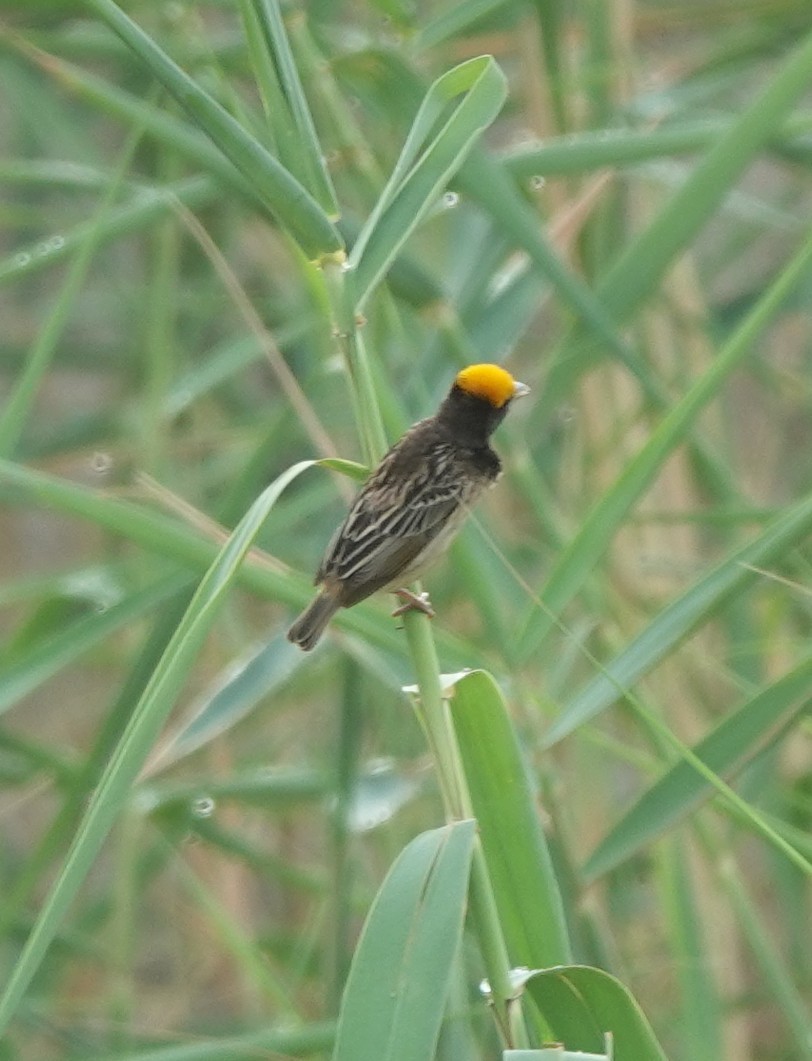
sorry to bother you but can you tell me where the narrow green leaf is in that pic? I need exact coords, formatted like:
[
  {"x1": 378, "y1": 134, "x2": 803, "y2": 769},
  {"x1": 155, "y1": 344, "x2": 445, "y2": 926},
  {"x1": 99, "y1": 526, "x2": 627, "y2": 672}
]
[
  {"x1": 10, "y1": 41, "x2": 261, "y2": 207},
  {"x1": 525, "y1": 966, "x2": 667, "y2": 1061},
  {"x1": 318, "y1": 457, "x2": 369, "y2": 481},
  {"x1": 0, "y1": 461, "x2": 316, "y2": 1032},
  {"x1": 598, "y1": 28, "x2": 812, "y2": 325},
  {"x1": 0, "y1": 158, "x2": 113, "y2": 189},
  {"x1": 349, "y1": 56, "x2": 507, "y2": 307},
  {"x1": 518, "y1": 221, "x2": 812, "y2": 659},
  {"x1": 583, "y1": 654, "x2": 812, "y2": 880},
  {"x1": 450, "y1": 670, "x2": 571, "y2": 967},
  {"x1": 659, "y1": 840, "x2": 723, "y2": 1061},
  {"x1": 85, "y1": 0, "x2": 342, "y2": 259},
  {"x1": 720, "y1": 860, "x2": 812, "y2": 1059},
  {"x1": 0, "y1": 576, "x2": 183, "y2": 718},
  {"x1": 457, "y1": 150, "x2": 644, "y2": 378},
  {"x1": 156, "y1": 632, "x2": 306, "y2": 766},
  {"x1": 545, "y1": 486, "x2": 812, "y2": 746},
  {"x1": 539, "y1": 24, "x2": 812, "y2": 416},
  {"x1": 80, "y1": 1021, "x2": 336, "y2": 1060},
  {"x1": 416, "y1": 0, "x2": 515, "y2": 52},
  {"x1": 0, "y1": 126, "x2": 140, "y2": 458},
  {"x1": 242, "y1": 0, "x2": 338, "y2": 215},
  {"x1": 502, "y1": 112, "x2": 812, "y2": 179},
  {"x1": 141, "y1": 766, "x2": 326, "y2": 814},
  {"x1": 332, "y1": 821, "x2": 476, "y2": 1061},
  {"x1": 505, "y1": 1050, "x2": 610, "y2": 1060},
  {"x1": 0, "y1": 176, "x2": 219, "y2": 287},
  {"x1": 0, "y1": 585, "x2": 199, "y2": 944}
]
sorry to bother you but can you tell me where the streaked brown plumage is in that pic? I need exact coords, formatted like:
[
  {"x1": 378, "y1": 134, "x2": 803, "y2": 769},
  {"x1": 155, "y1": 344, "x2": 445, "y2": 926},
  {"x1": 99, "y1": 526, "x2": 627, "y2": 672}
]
[{"x1": 287, "y1": 363, "x2": 529, "y2": 650}]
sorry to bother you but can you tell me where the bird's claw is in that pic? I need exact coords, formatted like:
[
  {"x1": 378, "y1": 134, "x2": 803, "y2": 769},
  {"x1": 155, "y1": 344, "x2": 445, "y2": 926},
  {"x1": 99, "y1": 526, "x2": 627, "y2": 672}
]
[{"x1": 391, "y1": 589, "x2": 435, "y2": 618}]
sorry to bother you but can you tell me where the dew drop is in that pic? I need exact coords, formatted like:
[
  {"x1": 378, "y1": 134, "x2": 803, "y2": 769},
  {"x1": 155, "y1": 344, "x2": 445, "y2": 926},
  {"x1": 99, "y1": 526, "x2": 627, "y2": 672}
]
[
  {"x1": 558, "y1": 404, "x2": 576, "y2": 425},
  {"x1": 90, "y1": 452, "x2": 113, "y2": 474},
  {"x1": 443, "y1": 191, "x2": 459, "y2": 209},
  {"x1": 13, "y1": 252, "x2": 32, "y2": 268},
  {"x1": 530, "y1": 175, "x2": 545, "y2": 190},
  {"x1": 191, "y1": 795, "x2": 215, "y2": 819},
  {"x1": 514, "y1": 128, "x2": 539, "y2": 149}
]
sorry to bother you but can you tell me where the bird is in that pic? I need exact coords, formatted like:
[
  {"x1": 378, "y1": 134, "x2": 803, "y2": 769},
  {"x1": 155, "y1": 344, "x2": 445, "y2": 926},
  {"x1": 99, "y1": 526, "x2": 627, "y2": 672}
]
[{"x1": 287, "y1": 363, "x2": 529, "y2": 650}]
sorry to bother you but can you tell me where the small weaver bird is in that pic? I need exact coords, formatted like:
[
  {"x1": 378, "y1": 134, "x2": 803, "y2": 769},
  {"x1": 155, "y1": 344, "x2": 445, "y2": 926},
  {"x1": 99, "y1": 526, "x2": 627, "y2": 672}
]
[{"x1": 287, "y1": 363, "x2": 529, "y2": 650}]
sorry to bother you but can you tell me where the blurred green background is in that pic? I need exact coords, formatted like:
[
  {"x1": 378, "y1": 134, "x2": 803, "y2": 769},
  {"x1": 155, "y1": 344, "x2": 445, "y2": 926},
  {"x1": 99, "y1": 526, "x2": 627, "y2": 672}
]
[{"x1": 1, "y1": 1, "x2": 812, "y2": 1058}]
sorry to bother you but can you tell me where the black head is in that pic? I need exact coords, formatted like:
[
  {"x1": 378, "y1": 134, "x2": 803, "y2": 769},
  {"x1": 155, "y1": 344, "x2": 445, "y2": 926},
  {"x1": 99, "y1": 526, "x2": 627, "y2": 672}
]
[{"x1": 436, "y1": 363, "x2": 529, "y2": 447}]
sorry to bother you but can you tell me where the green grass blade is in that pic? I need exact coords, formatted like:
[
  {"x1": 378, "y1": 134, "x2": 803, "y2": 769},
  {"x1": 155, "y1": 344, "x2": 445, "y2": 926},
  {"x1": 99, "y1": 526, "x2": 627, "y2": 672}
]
[
  {"x1": 332, "y1": 821, "x2": 476, "y2": 1061},
  {"x1": 156, "y1": 632, "x2": 306, "y2": 766},
  {"x1": 535, "y1": 23, "x2": 812, "y2": 419},
  {"x1": 0, "y1": 586, "x2": 199, "y2": 943},
  {"x1": 0, "y1": 175, "x2": 219, "y2": 287},
  {"x1": 518, "y1": 221, "x2": 812, "y2": 659},
  {"x1": 415, "y1": 0, "x2": 515, "y2": 52},
  {"x1": 0, "y1": 158, "x2": 113, "y2": 189},
  {"x1": 505, "y1": 1051, "x2": 610, "y2": 1060},
  {"x1": 660, "y1": 840, "x2": 723, "y2": 1061},
  {"x1": 0, "y1": 461, "x2": 316, "y2": 1033},
  {"x1": 503, "y1": 112, "x2": 812, "y2": 179},
  {"x1": 450, "y1": 670, "x2": 571, "y2": 967},
  {"x1": 504, "y1": 1051, "x2": 610, "y2": 1060},
  {"x1": 141, "y1": 765, "x2": 326, "y2": 813},
  {"x1": 0, "y1": 576, "x2": 183, "y2": 718},
  {"x1": 81, "y1": 1022, "x2": 336, "y2": 1060},
  {"x1": 583, "y1": 653, "x2": 812, "y2": 880},
  {"x1": 525, "y1": 966, "x2": 667, "y2": 1060},
  {"x1": 720, "y1": 859, "x2": 812, "y2": 1058},
  {"x1": 349, "y1": 56, "x2": 507, "y2": 307},
  {"x1": 0, "y1": 127, "x2": 140, "y2": 458},
  {"x1": 241, "y1": 0, "x2": 338, "y2": 215},
  {"x1": 545, "y1": 487, "x2": 812, "y2": 746},
  {"x1": 11, "y1": 40, "x2": 267, "y2": 208},
  {"x1": 595, "y1": 26, "x2": 812, "y2": 325},
  {"x1": 0, "y1": 456, "x2": 254, "y2": 574},
  {"x1": 85, "y1": 0, "x2": 342, "y2": 259},
  {"x1": 457, "y1": 151, "x2": 643, "y2": 373}
]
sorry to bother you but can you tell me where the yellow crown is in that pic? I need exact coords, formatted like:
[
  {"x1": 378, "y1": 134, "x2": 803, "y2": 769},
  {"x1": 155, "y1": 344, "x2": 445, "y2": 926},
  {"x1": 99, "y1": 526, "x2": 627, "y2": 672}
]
[{"x1": 455, "y1": 363, "x2": 524, "y2": 408}]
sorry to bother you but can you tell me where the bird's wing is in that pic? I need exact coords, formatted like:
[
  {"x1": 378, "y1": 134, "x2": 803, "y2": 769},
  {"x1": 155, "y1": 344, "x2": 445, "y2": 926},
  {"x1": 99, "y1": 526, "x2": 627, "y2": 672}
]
[{"x1": 317, "y1": 441, "x2": 466, "y2": 587}]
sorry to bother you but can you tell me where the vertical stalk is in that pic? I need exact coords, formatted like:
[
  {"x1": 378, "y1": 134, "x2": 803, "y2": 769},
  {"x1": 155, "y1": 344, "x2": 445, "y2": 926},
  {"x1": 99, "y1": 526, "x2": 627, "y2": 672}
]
[
  {"x1": 144, "y1": 150, "x2": 179, "y2": 476},
  {"x1": 330, "y1": 658, "x2": 363, "y2": 1007},
  {"x1": 402, "y1": 609, "x2": 528, "y2": 1048},
  {"x1": 321, "y1": 257, "x2": 387, "y2": 465},
  {"x1": 401, "y1": 608, "x2": 468, "y2": 821},
  {"x1": 109, "y1": 807, "x2": 140, "y2": 1053}
]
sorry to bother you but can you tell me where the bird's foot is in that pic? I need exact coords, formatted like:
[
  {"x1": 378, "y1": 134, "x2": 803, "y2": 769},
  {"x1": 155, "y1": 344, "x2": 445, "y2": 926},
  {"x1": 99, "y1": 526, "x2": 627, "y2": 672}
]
[{"x1": 391, "y1": 588, "x2": 435, "y2": 618}]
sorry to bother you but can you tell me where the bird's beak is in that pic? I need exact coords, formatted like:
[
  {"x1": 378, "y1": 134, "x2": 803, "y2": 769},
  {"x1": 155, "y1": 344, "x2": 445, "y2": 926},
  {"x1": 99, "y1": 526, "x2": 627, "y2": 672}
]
[{"x1": 512, "y1": 380, "x2": 530, "y2": 399}]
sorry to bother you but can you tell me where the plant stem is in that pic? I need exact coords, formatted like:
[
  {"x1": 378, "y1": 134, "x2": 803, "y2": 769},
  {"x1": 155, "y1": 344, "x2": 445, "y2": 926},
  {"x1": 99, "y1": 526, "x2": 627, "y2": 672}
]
[
  {"x1": 402, "y1": 609, "x2": 528, "y2": 1048},
  {"x1": 322, "y1": 258, "x2": 387, "y2": 465}
]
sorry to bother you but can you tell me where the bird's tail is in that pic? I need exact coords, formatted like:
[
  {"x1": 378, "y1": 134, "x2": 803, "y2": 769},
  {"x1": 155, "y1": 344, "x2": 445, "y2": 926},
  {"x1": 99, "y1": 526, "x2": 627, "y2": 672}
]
[{"x1": 287, "y1": 591, "x2": 341, "y2": 651}]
